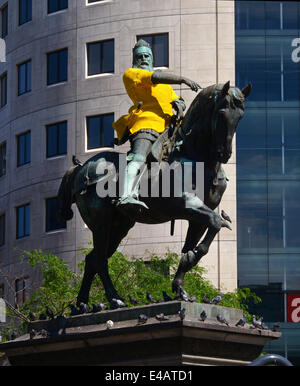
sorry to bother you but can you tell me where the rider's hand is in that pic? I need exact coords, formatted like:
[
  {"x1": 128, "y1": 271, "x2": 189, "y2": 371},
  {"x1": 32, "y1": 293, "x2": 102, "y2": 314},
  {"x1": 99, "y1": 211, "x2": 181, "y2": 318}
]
[{"x1": 183, "y1": 78, "x2": 201, "y2": 92}]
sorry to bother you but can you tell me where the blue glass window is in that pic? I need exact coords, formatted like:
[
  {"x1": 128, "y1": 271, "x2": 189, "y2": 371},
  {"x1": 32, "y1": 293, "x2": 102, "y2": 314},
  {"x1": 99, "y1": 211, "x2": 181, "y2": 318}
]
[
  {"x1": 46, "y1": 197, "x2": 66, "y2": 232},
  {"x1": 18, "y1": 60, "x2": 31, "y2": 95},
  {"x1": 16, "y1": 204, "x2": 30, "y2": 239},
  {"x1": 0, "y1": 213, "x2": 5, "y2": 246},
  {"x1": 0, "y1": 72, "x2": 7, "y2": 107},
  {"x1": 47, "y1": 48, "x2": 68, "y2": 85},
  {"x1": 1, "y1": 4, "x2": 8, "y2": 38},
  {"x1": 46, "y1": 121, "x2": 67, "y2": 158},
  {"x1": 0, "y1": 141, "x2": 6, "y2": 177},
  {"x1": 17, "y1": 131, "x2": 31, "y2": 167},
  {"x1": 87, "y1": 40, "x2": 114, "y2": 76},
  {"x1": 137, "y1": 33, "x2": 169, "y2": 68},
  {"x1": 87, "y1": 114, "x2": 114, "y2": 149},
  {"x1": 19, "y1": 0, "x2": 32, "y2": 25},
  {"x1": 48, "y1": 0, "x2": 68, "y2": 14}
]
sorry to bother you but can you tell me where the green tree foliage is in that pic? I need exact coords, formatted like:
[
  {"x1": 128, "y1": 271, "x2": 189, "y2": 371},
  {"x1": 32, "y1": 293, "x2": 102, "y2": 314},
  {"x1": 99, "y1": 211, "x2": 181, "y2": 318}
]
[{"x1": 0, "y1": 248, "x2": 261, "y2": 341}]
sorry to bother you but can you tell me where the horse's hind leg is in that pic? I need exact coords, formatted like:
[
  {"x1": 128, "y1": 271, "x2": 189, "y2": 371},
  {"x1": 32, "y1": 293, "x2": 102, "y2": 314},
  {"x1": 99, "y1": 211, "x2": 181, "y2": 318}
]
[{"x1": 77, "y1": 248, "x2": 98, "y2": 306}]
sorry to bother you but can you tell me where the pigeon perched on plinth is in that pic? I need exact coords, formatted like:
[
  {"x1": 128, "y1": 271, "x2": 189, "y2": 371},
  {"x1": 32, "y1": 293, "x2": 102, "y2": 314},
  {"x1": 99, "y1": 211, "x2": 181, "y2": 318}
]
[
  {"x1": 178, "y1": 308, "x2": 186, "y2": 321},
  {"x1": 129, "y1": 295, "x2": 142, "y2": 306},
  {"x1": 162, "y1": 291, "x2": 173, "y2": 302},
  {"x1": 29, "y1": 329, "x2": 36, "y2": 340},
  {"x1": 199, "y1": 310, "x2": 207, "y2": 322},
  {"x1": 138, "y1": 314, "x2": 148, "y2": 324},
  {"x1": 28, "y1": 312, "x2": 35, "y2": 321},
  {"x1": 221, "y1": 210, "x2": 232, "y2": 223},
  {"x1": 216, "y1": 314, "x2": 229, "y2": 326},
  {"x1": 91, "y1": 303, "x2": 106, "y2": 313},
  {"x1": 235, "y1": 315, "x2": 247, "y2": 327},
  {"x1": 156, "y1": 313, "x2": 170, "y2": 321},
  {"x1": 40, "y1": 329, "x2": 49, "y2": 338},
  {"x1": 79, "y1": 302, "x2": 90, "y2": 314},
  {"x1": 146, "y1": 292, "x2": 157, "y2": 304},
  {"x1": 211, "y1": 293, "x2": 223, "y2": 305},
  {"x1": 111, "y1": 298, "x2": 126, "y2": 309},
  {"x1": 39, "y1": 313, "x2": 47, "y2": 320},
  {"x1": 11, "y1": 331, "x2": 17, "y2": 341},
  {"x1": 202, "y1": 294, "x2": 211, "y2": 304}
]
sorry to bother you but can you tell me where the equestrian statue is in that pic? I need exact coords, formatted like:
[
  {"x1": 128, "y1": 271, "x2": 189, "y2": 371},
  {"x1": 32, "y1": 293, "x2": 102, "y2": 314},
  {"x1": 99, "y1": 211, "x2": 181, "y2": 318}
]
[{"x1": 57, "y1": 39, "x2": 251, "y2": 308}]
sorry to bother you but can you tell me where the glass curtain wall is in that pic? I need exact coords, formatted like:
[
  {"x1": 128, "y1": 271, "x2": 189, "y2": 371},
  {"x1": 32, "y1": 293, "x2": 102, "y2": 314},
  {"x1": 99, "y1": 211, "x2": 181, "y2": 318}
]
[{"x1": 235, "y1": 1, "x2": 300, "y2": 365}]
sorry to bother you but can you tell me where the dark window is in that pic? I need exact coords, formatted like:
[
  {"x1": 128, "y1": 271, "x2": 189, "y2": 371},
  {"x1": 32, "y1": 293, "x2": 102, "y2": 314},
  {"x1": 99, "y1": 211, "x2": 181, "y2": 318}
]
[
  {"x1": 19, "y1": 0, "x2": 32, "y2": 25},
  {"x1": 47, "y1": 48, "x2": 68, "y2": 85},
  {"x1": 46, "y1": 121, "x2": 67, "y2": 158},
  {"x1": 87, "y1": 114, "x2": 114, "y2": 149},
  {"x1": 0, "y1": 214, "x2": 5, "y2": 247},
  {"x1": 0, "y1": 72, "x2": 7, "y2": 107},
  {"x1": 18, "y1": 60, "x2": 31, "y2": 95},
  {"x1": 137, "y1": 33, "x2": 169, "y2": 68},
  {"x1": 0, "y1": 283, "x2": 4, "y2": 297},
  {"x1": 17, "y1": 131, "x2": 31, "y2": 167},
  {"x1": 46, "y1": 197, "x2": 66, "y2": 232},
  {"x1": 16, "y1": 204, "x2": 30, "y2": 239},
  {"x1": 1, "y1": 4, "x2": 8, "y2": 38},
  {"x1": 48, "y1": 0, "x2": 68, "y2": 14},
  {"x1": 15, "y1": 277, "x2": 29, "y2": 307},
  {"x1": 87, "y1": 0, "x2": 104, "y2": 3},
  {"x1": 87, "y1": 40, "x2": 114, "y2": 76},
  {"x1": 0, "y1": 141, "x2": 6, "y2": 177}
]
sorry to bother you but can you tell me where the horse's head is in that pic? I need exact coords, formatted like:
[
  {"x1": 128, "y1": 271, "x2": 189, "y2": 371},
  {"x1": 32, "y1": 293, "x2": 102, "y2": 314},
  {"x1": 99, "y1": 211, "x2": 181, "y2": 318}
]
[{"x1": 210, "y1": 81, "x2": 251, "y2": 163}]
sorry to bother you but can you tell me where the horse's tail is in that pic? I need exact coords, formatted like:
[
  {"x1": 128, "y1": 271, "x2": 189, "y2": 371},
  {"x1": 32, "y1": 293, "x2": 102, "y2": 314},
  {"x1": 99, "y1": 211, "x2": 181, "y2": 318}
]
[{"x1": 57, "y1": 162, "x2": 81, "y2": 222}]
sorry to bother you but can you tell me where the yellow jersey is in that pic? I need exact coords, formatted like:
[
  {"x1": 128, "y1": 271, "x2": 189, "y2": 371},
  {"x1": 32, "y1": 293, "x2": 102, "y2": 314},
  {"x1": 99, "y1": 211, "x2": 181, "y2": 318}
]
[{"x1": 112, "y1": 68, "x2": 179, "y2": 140}]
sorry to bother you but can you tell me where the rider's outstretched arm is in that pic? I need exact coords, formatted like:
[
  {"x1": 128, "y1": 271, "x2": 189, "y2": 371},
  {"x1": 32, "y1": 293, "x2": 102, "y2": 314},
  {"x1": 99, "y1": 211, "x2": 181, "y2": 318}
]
[{"x1": 151, "y1": 71, "x2": 201, "y2": 92}]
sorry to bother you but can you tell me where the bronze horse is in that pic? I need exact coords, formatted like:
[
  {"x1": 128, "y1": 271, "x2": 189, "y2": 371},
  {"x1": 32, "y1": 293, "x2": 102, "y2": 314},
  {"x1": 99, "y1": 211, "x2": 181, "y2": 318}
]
[{"x1": 57, "y1": 81, "x2": 251, "y2": 308}]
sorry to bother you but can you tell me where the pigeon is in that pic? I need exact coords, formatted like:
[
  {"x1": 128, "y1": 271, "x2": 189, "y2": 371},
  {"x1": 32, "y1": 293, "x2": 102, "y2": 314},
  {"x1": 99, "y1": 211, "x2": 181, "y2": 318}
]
[
  {"x1": 252, "y1": 315, "x2": 266, "y2": 329},
  {"x1": 272, "y1": 322, "x2": 280, "y2": 332},
  {"x1": 106, "y1": 320, "x2": 114, "y2": 329},
  {"x1": 178, "y1": 308, "x2": 186, "y2": 321},
  {"x1": 28, "y1": 311, "x2": 35, "y2": 321},
  {"x1": 91, "y1": 303, "x2": 106, "y2": 313},
  {"x1": 179, "y1": 286, "x2": 190, "y2": 302},
  {"x1": 138, "y1": 314, "x2": 148, "y2": 324},
  {"x1": 189, "y1": 294, "x2": 196, "y2": 303},
  {"x1": 216, "y1": 314, "x2": 229, "y2": 326},
  {"x1": 211, "y1": 293, "x2": 223, "y2": 305},
  {"x1": 79, "y1": 302, "x2": 90, "y2": 314},
  {"x1": 72, "y1": 155, "x2": 83, "y2": 166},
  {"x1": 39, "y1": 313, "x2": 47, "y2": 320},
  {"x1": 221, "y1": 210, "x2": 232, "y2": 223},
  {"x1": 202, "y1": 294, "x2": 211, "y2": 304},
  {"x1": 155, "y1": 313, "x2": 170, "y2": 321},
  {"x1": 40, "y1": 329, "x2": 49, "y2": 338},
  {"x1": 68, "y1": 304, "x2": 80, "y2": 316},
  {"x1": 257, "y1": 316, "x2": 269, "y2": 330},
  {"x1": 162, "y1": 291, "x2": 173, "y2": 302},
  {"x1": 199, "y1": 310, "x2": 207, "y2": 322},
  {"x1": 46, "y1": 306, "x2": 54, "y2": 319},
  {"x1": 128, "y1": 295, "x2": 142, "y2": 306},
  {"x1": 111, "y1": 298, "x2": 126, "y2": 309},
  {"x1": 235, "y1": 315, "x2": 247, "y2": 327},
  {"x1": 146, "y1": 292, "x2": 157, "y2": 304},
  {"x1": 29, "y1": 329, "x2": 36, "y2": 340}
]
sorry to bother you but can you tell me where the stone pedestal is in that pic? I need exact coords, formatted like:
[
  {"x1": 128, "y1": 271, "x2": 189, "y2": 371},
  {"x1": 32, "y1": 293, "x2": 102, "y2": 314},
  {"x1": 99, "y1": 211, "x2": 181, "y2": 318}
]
[{"x1": 0, "y1": 301, "x2": 281, "y2": 366}]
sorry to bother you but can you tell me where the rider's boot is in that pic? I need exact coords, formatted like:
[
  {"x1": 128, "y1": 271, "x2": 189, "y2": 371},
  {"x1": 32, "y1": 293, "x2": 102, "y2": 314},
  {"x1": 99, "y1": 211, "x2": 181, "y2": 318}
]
[{"x1": 117, "y1": 160, "x2": 149, "y2": 210}]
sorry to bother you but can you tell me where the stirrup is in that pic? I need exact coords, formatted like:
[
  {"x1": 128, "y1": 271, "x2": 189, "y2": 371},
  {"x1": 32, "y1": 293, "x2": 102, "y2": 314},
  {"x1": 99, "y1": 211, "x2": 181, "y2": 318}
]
[{"x1": 117, "y1": 196, "x2": 149, "y2": 210}]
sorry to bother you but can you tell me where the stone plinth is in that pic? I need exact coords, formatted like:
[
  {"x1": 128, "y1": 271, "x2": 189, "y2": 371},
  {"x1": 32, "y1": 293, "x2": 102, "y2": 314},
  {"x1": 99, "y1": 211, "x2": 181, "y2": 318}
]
[{"x1": 0, "y1": 302, "x2": 281, "y2": 366}]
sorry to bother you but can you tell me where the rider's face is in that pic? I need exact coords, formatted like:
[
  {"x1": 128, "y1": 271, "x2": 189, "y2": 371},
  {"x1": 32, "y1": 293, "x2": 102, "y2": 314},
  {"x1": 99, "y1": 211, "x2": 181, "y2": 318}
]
[{"x1": 133, "y1": 47, "x2": 153, "y2": 71}]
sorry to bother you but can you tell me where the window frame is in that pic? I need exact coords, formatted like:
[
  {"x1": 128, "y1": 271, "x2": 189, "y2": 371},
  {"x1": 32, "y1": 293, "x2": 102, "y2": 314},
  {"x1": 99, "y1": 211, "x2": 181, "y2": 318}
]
[
  {"x1": 0, "y1": 72, "x2": 7, "y2": 108},
  {"x1": 17, "y1": 131, "x2": 31, "y2": 167},
  {"x1": 15, "y1": 276, "x2": 29, "y2": 307},
  {"x1": 86, "y1": 113, "x2": 115, "y2": 150},
  {"x1": 16, "y1": 203, "x2": 30, "y2": 239},
  {"x1": 0, "y1": 213, "x2": 5, "y2": 247},
  {"x1": 0, "y1": 141, "x2": 6, "y2": 177},
  {"x1": 47, "y1": 48, "x2": 68, "y2": 86},
  {"x1": 86, "y1": 39, "x2": 115, "y2": 77},
  {"x1": 19, "y1": 0, "x2": 32, "y2": 26},
  {"x1": 17, "y1": 60, "x2": 31, "y2": 96},
  {"x1": 1, "y1": 3, "x2": 8, "y2": 38},
  {"x1": 46, "y1": 121, "x2": 67, "y2": 158}
]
